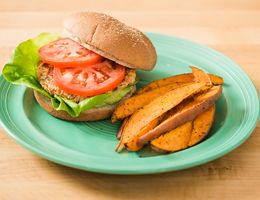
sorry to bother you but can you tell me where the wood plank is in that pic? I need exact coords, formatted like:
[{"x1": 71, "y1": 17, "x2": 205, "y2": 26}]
[
  {"x1": 0, "y1": 1, "x2": 260, "y2": 199},
  {"x1": 1, "y1": 0, "x2": 260, "y2": 12},
  {"x1": 0, "y1": 127, "x2": 259, "y2": 200},
  {"x1": 1, "y1": 11, "x2": 260, "y2": 28}
]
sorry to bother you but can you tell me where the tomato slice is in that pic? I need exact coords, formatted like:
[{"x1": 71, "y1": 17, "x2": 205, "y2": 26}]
[
  {"x1": 53, "y1": 61, "x2": 126, "y2": 97},
  {"x1": 39, "y1": 38, "x2": 103, "y2": 68}
]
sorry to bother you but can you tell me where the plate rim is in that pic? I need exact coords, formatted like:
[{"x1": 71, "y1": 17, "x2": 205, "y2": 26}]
[{"x1": 0, "y1": 32, "x2": 259, "y2": 174}]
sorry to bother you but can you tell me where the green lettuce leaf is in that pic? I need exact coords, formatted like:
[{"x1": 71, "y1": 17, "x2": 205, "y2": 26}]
[
  {"x1": 53, "y1": 86, "x2": 133, "y2": 117},
  {"x1": 2, "y1": 33, "x2": 134, "y2": 117},
  {"x1": 79, "y1": 86, "x2": 132, "y2": 110},
  {"x1": 3, "y1": 32, "x2": 59, "y2": 97}
]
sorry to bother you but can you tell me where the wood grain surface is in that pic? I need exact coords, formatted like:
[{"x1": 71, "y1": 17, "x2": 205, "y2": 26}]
[{"x1": 0, "y1": 1, "x2": 259, "y2": 199}]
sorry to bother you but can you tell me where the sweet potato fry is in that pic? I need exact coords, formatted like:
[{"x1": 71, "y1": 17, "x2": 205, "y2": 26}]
[
  {"x1": 125, "y1": 116, "x2": 163, "y2": 151},
  {"x1": 112, "y1": 67, "x2": 223, "y2": 123},
  {"x1": 116, "y1": 117, "x2": 129, "y2": 140},
  {"x1": 151, "y1": 106, "x2": 215, "y2": 152},
  {"x1": 111, "y1": 82, "x2": 190, "y2": 122},
  {"x1": 136, "y1": 74, "x2": 193, "y2": 94},
  {"x1": 116, "y1": 116, "x2": 162, "y2": 151},
  {"x1": 136, "y1": 73, "x2": 223, "y2": 95},
  {"x1": 209, "y1": 74, "x2": 224, "y2": 85},
  {"x1": 138, "y1": 86, "x2": 222, "y2": 146},
  {"x1": 188, "y1": 105, "x2": 215, "y2": 146},
  {"x1": 151, "y1": 121, "x2": 193, "y2": 152},
  {"x1": 116, "y1": 82, "x2": 207, "y2": 152},
  {"x1": 191, "y1": 66, "x2": 212, "y2": 86}
]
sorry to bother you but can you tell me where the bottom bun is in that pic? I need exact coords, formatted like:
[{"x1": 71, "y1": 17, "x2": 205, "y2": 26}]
[{"x1": 34, "y1": 86, "x2": 136, "y2": 122}]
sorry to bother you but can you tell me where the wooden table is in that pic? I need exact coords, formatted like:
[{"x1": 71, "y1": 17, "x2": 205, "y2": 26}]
[{"x1": 1, "y1": 1, "x2": 259, "y2": 199}]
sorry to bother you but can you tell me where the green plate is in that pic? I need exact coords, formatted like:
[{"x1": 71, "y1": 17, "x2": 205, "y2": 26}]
[{"x1": 0, "y1": 33, "x2": 259, "y2": 174}]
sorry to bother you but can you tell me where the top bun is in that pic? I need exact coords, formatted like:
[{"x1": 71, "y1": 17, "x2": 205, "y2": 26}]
[{"x1": 63, "y1": 12, "x2": 157, "y2": 70}]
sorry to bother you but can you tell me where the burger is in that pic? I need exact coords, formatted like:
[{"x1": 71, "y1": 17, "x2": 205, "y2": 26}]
[{"x1": 3, "y1": 12, "x2": 156, "y2": 121}]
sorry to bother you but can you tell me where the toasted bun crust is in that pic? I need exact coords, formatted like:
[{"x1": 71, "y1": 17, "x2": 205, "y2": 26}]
[
  {"x1": 34, "y1": 86, "x2": 136, "y2": 122},
  {"x1": 63, "y1": 12, "x2": 156, "y2": 71}
]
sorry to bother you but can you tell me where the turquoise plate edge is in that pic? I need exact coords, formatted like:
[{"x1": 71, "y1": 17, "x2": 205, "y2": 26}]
[{"x1": 0, "y1": 32, "x2": 259, "y2": 175}]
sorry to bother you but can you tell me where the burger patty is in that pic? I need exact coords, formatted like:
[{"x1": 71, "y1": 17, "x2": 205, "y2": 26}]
[{"x1": 37, "y1": 62, "x2": 136, "y2": 103}]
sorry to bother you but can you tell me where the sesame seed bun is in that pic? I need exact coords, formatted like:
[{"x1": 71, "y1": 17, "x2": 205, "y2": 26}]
[{"x1": 63, "y1": 12, "x2": 157, "y2": 70}]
